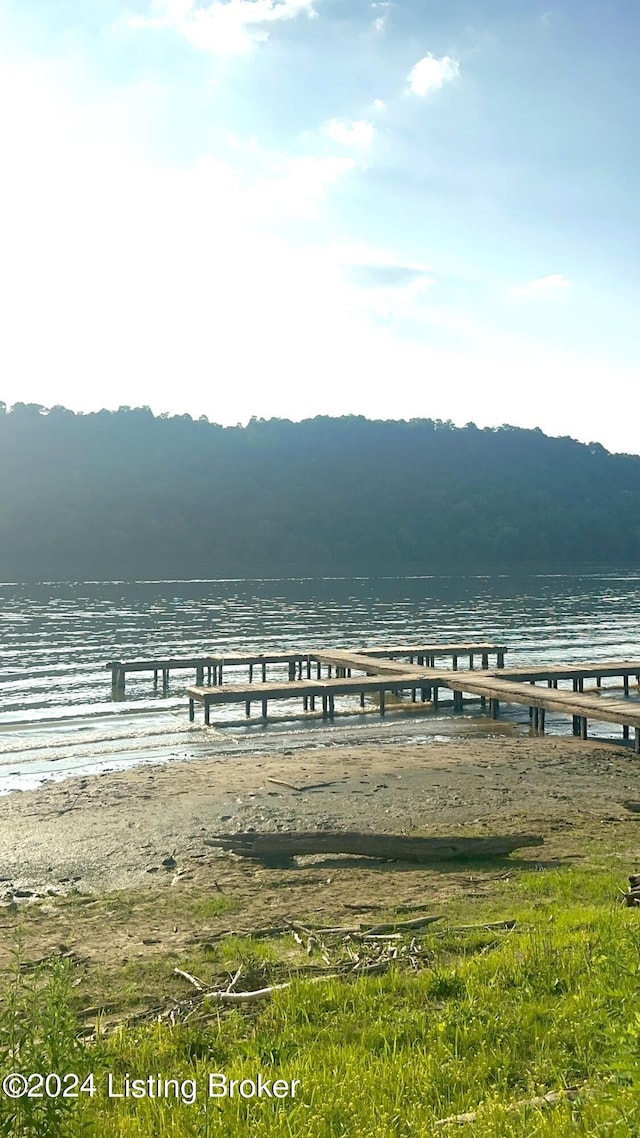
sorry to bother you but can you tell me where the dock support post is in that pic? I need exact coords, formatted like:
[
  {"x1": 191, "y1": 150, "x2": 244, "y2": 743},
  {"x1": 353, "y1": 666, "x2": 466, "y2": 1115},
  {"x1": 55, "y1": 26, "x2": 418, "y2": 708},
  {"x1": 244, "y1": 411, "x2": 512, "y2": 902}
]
[
  {"x1": 263, "y1": 663, "x2": 267, "y2": 682},
  {"x1": 452, "y1": 655, "x2": 458, "y2": 670},
  {"x1": 218, "y1": 664, "x2": 223, "y2": 684},
  {"x1": 249, "y1": 664, "x2": 253, "y2": 683},
  {"x1": 329, "y1": 695, "x2": 335, "y2": 719},
  {"x1": 307, "y1": 657, "x2": 312, "y2": 679},
  {"x1": 432, "y1": 685, "x2": 439, "y2": 709},
  {"x1": 246, "y1": 701, "x2": 251, "y2": 717},
  {"x1": 360, "y1": 691, "x2": 365, "y2": 708},
  {"x1": 623, "y1": 724, "x2": 629, "y2": 740},
  {"x1": 497, "y1": 652, "x2": 505, "y2": 668},
  {"x1": 153, "y1": 669, "x2": 158, "y2": 685},
  {"x1": 317, "y1": 661, "x2": 321, "y2": 679},
  {"x1": 310, "y1": 696, "x2": 315, "y2": 711},
  {"x1": 189, "y1": 698, "x2": 194, "y2": 722},
  {"x1": 635, "y1": 728, "x2": 640, "y2": 755},
  {"x1": 572, "y1": 715, "x2": 580, "y2": 736},
  {"x1": 539, "y1": 708, "x2": 545, "y2": 733},
  {"x1": 624, "y1": 675, "x2": 629, "y2": 696},
  {"x1": 204, "y1": 701, "x2": 210, "y2": 725},
  {"x1": 162, "y1": 669, "x2": 169, "y2": 690},
  {"x1": 480, "y1": 695, "x2": 486, "y2": 709},
  {"x1": 490, "y1": 699, "x2": 499, "y2": 719},
  {"x1": 303, "y1": 696, "x2": 308, "y2": 711},
  {"x1": 196, "y1": 665, "x2": 204, "y2": 685},
  {"x1": 379, "y1": 691, "x2": 386, "y2": 716},
  {"x1": 453, "y1": 690, "x2": 463, "y2": 712},
  {"x1": 580, "y1": 716, "x2": 588, "y2": 739},
  {"x1": 481, "y1": 653, "x2": 488, "y2": 668},
  {"x1": 261, "y1": 698, "x2": 268, "y2": 720},
  {"x1": 469, "y1": 653, "x2": 474, "y2": 669},
  {"x1": 322, "y1": 696, "x2": 328, "y2": 719}
]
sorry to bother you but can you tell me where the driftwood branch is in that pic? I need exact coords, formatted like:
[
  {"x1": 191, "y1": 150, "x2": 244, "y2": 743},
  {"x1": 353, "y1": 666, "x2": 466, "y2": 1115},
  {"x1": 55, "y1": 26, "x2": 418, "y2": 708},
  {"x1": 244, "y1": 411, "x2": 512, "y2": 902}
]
[
  {"x1": 434, "y1": 1085, "x2": 590, "y2": 1127},
  {"x1": 266, "y1": 778, "x2": 339, "y2": 793},
  {"x1": 205, "y1": 982, "x2": 293, "y2": 1003},
  {"x1": 365, "y1": 915, "x2": 443, "y2": 934},
  {"x1": 206, "y1": 831, "x2": 543, "y2": 865},
  {"x1": 174, "y1": 968, "x2": 206, "y2": 992}
]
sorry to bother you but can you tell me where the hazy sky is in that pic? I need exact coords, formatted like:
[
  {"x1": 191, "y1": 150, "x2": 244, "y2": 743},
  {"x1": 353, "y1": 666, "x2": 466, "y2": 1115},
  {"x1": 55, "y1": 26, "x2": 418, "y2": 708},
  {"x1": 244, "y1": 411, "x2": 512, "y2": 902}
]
[{"x1": 0, "y1": 1, "x2": 638, "y2": 452}]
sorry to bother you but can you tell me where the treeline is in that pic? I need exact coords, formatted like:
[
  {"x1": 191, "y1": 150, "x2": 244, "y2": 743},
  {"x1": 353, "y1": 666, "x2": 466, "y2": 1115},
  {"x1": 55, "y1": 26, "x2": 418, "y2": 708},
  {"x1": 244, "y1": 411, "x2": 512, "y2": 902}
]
[{"x1": 1, "y1": 402, "x2": 639, "y2": 580}]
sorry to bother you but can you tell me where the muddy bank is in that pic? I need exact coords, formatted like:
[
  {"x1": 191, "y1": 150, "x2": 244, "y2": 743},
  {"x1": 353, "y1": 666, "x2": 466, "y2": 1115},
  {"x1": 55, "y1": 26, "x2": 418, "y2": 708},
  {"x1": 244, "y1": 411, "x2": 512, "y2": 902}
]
[{"x1": 0, "y1": 733, "x2": 638, "y2": 899}]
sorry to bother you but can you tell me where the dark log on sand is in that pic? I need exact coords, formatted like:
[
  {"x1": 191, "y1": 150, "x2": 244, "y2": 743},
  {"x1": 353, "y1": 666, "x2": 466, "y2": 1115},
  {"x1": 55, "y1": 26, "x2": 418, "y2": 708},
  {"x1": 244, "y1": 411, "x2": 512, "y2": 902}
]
[{"x1": 206, "y1": 831, "x2": 543, "y2": 865}]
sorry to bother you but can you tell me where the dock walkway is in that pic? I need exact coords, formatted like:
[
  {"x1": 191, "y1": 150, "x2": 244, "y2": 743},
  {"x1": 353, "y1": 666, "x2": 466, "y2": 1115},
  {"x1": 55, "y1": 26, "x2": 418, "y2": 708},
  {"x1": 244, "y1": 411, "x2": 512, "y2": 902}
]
[
  {"x1": 445, "y1": 668, "x2": 640, "y2": 752},
  {"x1": 105, "y1": 641, "x2": 640, "y2": 752},
  {"x1": 188, "y1": 673, "x2": 440, "y2": 724},
  {"x1": 107, "y1": 642, "x2": 500, "y2": 692}
]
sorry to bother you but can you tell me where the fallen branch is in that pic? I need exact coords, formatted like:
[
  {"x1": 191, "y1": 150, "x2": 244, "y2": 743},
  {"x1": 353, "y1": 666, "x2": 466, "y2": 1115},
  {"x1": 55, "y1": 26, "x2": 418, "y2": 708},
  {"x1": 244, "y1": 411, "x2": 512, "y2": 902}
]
[
  {"x1": 174, "y1": 968, "x2": 206, "y2": 992},
  {"x1": 266, "y1": 778, "x2": 339, "y2": 793},
  {"x1": 434, "y1": 1084, "x2": 590, "y2": 1127},
  {"x1": 365, "y1": 915, "x2": 443, "y2": 934},
  {"x1": 435, "y1": 920, "x2": 517, "y2": 934},
  {"x1": 207, "y1": 830, "x2": 543, "y2": 864},
  {"x1": 205, "y1": 982, "x2": 293, "y2": 1003}
]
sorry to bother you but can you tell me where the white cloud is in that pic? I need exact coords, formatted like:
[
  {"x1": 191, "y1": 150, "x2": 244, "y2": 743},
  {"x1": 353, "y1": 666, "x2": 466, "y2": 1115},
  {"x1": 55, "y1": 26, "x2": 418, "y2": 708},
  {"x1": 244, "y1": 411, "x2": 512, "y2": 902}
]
[
  {"x1": 325, "y1": 119, "x2": 375, "y2": 150},
  {"x1": 407, "y1": 53, "x2": 460, "y2": 96},
  {"x1": 0, "y1": 54, "x2": 368, "y2": 422},
  {"x1": 372, "y1": 16, "x2": 386, "y2": 32},
  {"x1": 514, "y1": 273, "x2": 571, "y2": 298},
  {"x1": 1, "y1": 51, "x2": 637, "y2": 453},
  {"x1": 372, "y1": 98, "x2": 386, "y2": 111},
  {"x1": 129, "y1": 0, "x2": 317, "y2": 54},
  {"x1": 248, "y1": 153, "x2": 356, "y2": 218}
]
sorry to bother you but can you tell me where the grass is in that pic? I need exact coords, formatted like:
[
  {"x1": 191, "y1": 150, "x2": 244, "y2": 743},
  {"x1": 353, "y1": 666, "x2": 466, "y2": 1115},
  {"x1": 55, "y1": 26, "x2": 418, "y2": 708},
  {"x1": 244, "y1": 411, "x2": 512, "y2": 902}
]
[{"x1": 2, "y1": 866, "x2": 640, "y2": 1136}]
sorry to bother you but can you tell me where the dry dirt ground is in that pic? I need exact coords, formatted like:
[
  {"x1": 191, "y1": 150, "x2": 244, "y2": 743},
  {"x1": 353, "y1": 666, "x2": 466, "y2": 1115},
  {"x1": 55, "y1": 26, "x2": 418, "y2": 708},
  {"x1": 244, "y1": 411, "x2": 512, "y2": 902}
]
[{"x1": 1, "y1": 731, "x2": 639, "y2": 1017}]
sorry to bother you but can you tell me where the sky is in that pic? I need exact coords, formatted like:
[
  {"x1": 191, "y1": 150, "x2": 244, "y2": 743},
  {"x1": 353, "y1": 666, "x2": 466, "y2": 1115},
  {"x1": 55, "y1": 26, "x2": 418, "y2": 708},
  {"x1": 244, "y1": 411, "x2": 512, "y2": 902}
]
[{"x1": 0, "y1": 0, "x2": 638, "y2": 453}]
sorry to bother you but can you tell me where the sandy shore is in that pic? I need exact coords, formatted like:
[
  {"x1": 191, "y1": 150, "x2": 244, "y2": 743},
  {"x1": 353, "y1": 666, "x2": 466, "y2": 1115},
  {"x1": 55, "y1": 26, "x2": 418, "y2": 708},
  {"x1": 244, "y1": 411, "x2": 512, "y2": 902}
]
[{"x1": 1, "y1": 730, "x2": 638, "y2": 900}]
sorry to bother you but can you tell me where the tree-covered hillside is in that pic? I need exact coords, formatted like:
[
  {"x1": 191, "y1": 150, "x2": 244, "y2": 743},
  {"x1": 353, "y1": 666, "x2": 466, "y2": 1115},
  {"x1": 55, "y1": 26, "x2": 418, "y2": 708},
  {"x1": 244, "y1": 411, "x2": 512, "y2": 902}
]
[{"x1": 1, "y1": 402, "x2": 639, "y2": 580}]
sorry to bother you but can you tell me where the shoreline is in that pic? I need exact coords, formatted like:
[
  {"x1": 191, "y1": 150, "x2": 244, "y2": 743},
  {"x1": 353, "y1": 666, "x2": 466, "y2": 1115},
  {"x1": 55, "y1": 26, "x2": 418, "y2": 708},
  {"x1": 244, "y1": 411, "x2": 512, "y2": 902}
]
[{"x1": 1, "y1": 731, "x2": 637, "y2": 899}]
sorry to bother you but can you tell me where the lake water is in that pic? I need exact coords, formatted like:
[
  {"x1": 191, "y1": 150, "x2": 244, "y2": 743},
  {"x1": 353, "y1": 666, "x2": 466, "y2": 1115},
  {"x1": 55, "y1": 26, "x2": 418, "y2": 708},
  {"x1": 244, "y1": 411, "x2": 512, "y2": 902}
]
[{"x1": 1, "y1": 572, "x2": 640, "y2": 793}]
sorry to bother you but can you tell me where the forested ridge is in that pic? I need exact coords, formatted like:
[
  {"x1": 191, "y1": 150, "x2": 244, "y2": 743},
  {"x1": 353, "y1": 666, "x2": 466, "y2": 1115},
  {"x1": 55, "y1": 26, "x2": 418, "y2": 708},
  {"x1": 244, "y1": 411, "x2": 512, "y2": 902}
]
[{"x1": 1, "y1": 402, "x2": 639, "y2": 581}]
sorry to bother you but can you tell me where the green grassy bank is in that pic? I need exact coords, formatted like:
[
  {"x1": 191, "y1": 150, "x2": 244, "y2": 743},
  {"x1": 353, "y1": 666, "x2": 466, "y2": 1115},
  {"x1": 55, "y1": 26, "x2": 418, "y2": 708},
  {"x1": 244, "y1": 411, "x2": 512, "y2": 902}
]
[{"x1": 2, "y1": 865, "x2": 640, "y2": 1136}]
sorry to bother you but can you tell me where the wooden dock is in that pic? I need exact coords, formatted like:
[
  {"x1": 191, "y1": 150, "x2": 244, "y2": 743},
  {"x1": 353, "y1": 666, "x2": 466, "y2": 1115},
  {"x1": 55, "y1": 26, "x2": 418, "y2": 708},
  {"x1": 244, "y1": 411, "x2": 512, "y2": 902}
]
[
  {"x1": 107, "y1": 652, "x2": 315, "y2": 691},
  {"x1": 188, "y1": 673, "x2": 440, "y2": 724},
  {"x1": 105, "y1": 641, "x2": 640, "y2": 752},
  {"x1": 444, "y1": 669, "x2": 640, "y2": 752},
  {"x1": 107, "y1": 643, "x2": 499, "y2": 691},
  {"x1": 357, "y1": 643, "x2": 506, "y2": 669}
]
